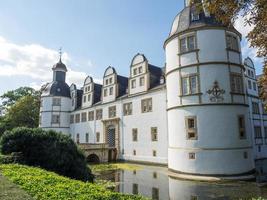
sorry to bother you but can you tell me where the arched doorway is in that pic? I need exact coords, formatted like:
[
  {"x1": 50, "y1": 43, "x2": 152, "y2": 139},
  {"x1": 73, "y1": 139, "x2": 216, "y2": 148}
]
[{"x1": 87, "y1": 154, "x2": 100, "y2": 164}]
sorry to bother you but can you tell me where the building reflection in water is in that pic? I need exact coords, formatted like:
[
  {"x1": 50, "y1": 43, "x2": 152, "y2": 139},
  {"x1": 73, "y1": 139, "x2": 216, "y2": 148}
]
[{"x1": 97, "y1": 163, "x2": 267, "y2": 200}]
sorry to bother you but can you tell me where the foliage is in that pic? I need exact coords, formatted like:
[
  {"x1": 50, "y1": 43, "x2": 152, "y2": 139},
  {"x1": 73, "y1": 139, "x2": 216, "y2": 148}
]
[
  {"x1": 0, "y1": 87, "x2": 40, "y2": 107},
  {"x1": 0, "y1": 164, "x2": 148, "y2": 200},
  {"x1": 0, "y1": 153, "x2": 23, "y2": 164},
  {"x1": 0, "y1": 87, "x2": 40, "y2": 137},
  {"x1": 0, "y1": 127, "x2": 94, "y2": 182},
  {"x1": 92, "y1": 163, "x2": 142, "y2": 173}
]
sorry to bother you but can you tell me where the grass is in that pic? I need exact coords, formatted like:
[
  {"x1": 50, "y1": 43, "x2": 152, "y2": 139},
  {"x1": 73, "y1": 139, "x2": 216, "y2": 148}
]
[
  {"x1": 0, "y1": 164, "x2": 148, "y2": 200},
  {"x1": 91, "y1": 163, "x2": 143, "y2": 173},
  {"x1": 0, "y1": 174, "x2": 33, "y2": 200}
]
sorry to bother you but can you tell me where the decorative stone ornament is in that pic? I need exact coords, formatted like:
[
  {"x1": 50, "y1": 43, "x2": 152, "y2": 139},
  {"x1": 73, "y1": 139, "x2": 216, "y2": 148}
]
[{"x1": 207, "y1": 81, "x2": 225, "y2": 102}]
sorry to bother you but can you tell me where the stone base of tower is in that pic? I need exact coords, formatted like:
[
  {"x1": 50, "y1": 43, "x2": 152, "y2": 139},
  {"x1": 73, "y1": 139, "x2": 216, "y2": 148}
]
[{"x1": 168, "y1": 168, "x2": 255, "y2": 181}]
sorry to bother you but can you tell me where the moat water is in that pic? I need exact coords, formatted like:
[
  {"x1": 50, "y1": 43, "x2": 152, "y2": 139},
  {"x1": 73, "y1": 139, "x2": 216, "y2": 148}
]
[{"x1": 96, "y1": 161, "x2": 267, "y2": 200}]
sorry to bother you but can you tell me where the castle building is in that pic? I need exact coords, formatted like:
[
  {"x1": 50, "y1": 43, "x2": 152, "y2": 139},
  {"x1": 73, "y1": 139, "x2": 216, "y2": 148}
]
[{"x1": 40, "y1": 1, "x2": 267, "y2": 179}]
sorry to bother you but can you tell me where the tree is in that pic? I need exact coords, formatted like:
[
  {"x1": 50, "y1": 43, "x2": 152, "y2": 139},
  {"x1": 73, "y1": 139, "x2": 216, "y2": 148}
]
[
  {"x1": 0, "y1": 87, "x2": 40, "y2": 137},
  {"x1": 1, "y1": 87, "x2": 40, "y2": 107}
]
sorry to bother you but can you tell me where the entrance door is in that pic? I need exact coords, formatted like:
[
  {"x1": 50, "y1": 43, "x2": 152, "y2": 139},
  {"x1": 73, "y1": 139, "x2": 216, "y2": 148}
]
[{"x1": 107, "y1": 125, "x2": 116, "y2": 148}]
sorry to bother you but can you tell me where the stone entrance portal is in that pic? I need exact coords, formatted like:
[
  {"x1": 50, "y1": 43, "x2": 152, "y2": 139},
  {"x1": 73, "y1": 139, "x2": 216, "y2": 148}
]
[{"x1": 103, "y1": 118, "x2": 120, "y2": 162}]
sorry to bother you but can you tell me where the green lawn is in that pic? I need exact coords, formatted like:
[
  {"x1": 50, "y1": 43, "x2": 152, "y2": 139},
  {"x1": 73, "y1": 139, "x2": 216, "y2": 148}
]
[{"x1": 0, "y1": 174, "x2": 33, "y2": 200}]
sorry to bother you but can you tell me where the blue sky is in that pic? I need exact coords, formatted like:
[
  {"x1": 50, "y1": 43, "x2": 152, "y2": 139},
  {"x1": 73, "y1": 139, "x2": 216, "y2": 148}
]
[{"x1": 0, "y1": 0, "x2": 263, "y2": 97}]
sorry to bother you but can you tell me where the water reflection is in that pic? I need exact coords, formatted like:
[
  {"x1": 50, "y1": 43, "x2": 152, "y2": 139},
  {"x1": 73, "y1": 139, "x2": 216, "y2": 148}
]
[{"x1": 97, "y1": 162, "x2": 267, "y2": 200}]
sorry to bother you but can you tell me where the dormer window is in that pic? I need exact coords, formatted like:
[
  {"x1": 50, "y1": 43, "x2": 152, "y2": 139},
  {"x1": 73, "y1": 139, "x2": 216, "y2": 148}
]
[
  {"x1": 109, "y1": 87, "x2": 113, "y2": 95},
  {"x1": 133, "y1": 68, "x2": 137, "y2": 76},
  {"x1": 104, "y1": 89, "x2": 107, "y2": 97},
  {"x1": 52, "y1": 98, "x2": 61, "y2": 106},
  {"x1": 109, "y1": 77, "x2": 113, "y2": 84},
  {"x1": 85, "y1": 87, "x2": 88, "y2": 92},
  {"x1": 138, "y1": 66, "x2": 143, "y2": 73},
  {"x1": 139, "y1": 77, "x2": 145, "y2": 86},
  {"x1": 191, "y1": 12, "x2": 199, "y2": 21},
  {"x1": 132, "y1": 79, "x2": 136, "y2": 89},
  {"x1": 105, "y1": 79, "x2": 108, "y2": 85}
]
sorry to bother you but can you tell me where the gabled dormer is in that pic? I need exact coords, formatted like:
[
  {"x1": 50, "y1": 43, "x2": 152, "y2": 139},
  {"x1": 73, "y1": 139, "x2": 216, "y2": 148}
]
[
  {"x1": 102, "y1": 66, "x2": 128, "y2": 103},
  {"x1": 244, "y1": 57, "x2": 258, "y2": 96},
  {"x1": 82, "y1": 76, "x2": 102, "y2": 108},
  {"x1": 129, "y1": 53, "x2": 164, "y2": 96}
]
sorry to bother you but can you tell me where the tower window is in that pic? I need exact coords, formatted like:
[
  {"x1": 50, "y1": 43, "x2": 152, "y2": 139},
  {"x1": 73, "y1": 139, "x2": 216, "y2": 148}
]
[
  {"x1": 52, "y1": 98, "x2": 61, "y2": 106},
  {"x1": 253, "y1": 82, "x2": 257, "y2": 91},
  {"x1": 238, "y1": 115, "x2": 246, "y2": 139},
  {"x1": 96, "y1": 132, "x2": 100, "y2": 142},
  {"x1": 153, "y1": 150, "x2": 157, "y2": 157},
  {"x1": 85, "y1": 133, "x2": 89, "y2": 143},
  {"x1": 226, "y1": 34, "x2": 239, "y2": 51},
  {"x1": 180, "y1": 35, "x2": 196, "y2": 53},
  {"x1": 230, "y1": 74, "x2": 243, "y2": 94},
  {"x1": 185, "y1": 116, "x2": 198, "y2": 140},
  {"x1": 52, "y1": 114, "x2": 60, "y2": 124},
  {"x1": 133, "y1": 150, "x2": 136, "y2": 156},
  {"x1": 252, "y1": 102, "x2": 260, "y2": 114},
  {"x1": 189, "y1": 152, "x2": 196, "y2": 160},
  {"x1": 182, "y1": 74, "x2": 199, "y2": 95},
  {"x1": 248, "y1": 80, "x2": 252, "y2": 89},
  {"x1": 254, "y1": 126, "x2": 262, "y2": 139}
]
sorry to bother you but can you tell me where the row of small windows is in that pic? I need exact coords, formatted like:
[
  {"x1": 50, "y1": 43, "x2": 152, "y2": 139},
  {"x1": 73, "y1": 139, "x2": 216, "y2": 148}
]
[
  {"x1": 105, "y1": 77, "x2": 113, "y2": 86},
  {"x1": 181, "y1": 73, "x2": 244, "y2": 96},
  {"x1": 179, "y1": 34, "x2": 239, "y2": 54},
  {"x1": 132, "y1": 127, "x2": 158, "y2": 142},
  {"x1": 103, "y1": 87, "x2": 114, "y2": 97},
  {"x1": 76, "y1": 132, "x2": 100, "y2": 144},
  {"x1": 70, "y1": 98, "x2": 153, "y2": 123},
  {"x1": 131, "y1": 77, "x2": 145, "y2": 89},
  {"x1": 247, "y1": 69, "x2": 255, "y2": 79},
  {"x1": 83, "y1": 94, "x2": 91, "y2": 103},
  {"x1": 84, "y1": 85, "x2": 91, "y2": 93},
  {"x1": 132, "y1": 149, "x2": 158, "y2": 157},
  {"x1": 185, "y1": 115, "x2": 246, "y2": 140}
]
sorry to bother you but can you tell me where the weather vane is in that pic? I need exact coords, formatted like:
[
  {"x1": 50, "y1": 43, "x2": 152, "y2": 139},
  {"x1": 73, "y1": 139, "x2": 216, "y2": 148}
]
[{"x1": 59, "y1": 47, "x2": 63, "y2": 61}]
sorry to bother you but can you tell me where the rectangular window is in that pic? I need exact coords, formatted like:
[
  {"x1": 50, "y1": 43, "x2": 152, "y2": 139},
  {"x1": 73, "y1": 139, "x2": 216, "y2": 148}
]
[
  {"x1": 185, "y1": 116, "x2": 197, "y2": 140},
  {"x1": 88, "y1": 111, "x2": 94, "y2": 121},
  {"x1": 109, "y1": 87, "x2": 113, "y2": 95},
  {"x1": 153, "y1": 150, "x2": 157, "y2": 157},
  {"x1": 253, "y1": 82, "x2": 257, "y2": 91},
  {"x1": 133, "y1": 68, "x2": 138, "y2": 76},
  {"x1": 226, "y1": 34, "x2": 239, "y2": 51},
  {"x1": 231, "y1": 74, "x2": 243, "y2": 94},
  {"x1": 52, "y1": 114, "x2": 60, "y2": 124},
  {"x1": 133, "y1": 150, "x2": 136, "y2": 156},
  {"x1": 191, "y1": 11, "x2": 200, "y2": 21},
  {"x1": 109, "y1": 106, "x2": 116, "y2": 118},
  {"x1": 131, "y1": 79, "x2": 136, "y2": 89},
  {"x1": 132, "y1": 184, "x2": 138, "y2": 195},
  {"x1": 96, "y1": 109, "x2": 103, "y2": 120},
  {"x1": 105, "y1": 79, "x2": 108, "y2": 85},
  {"x1": 248, "y1": 80, "x2": 252, "y2": 89},
  {"x1": 181, "y1": 75, "x2": 199, "y2": 95},
  {"x1": 76, "y1": 133, "x2": 80, "y2": 144},
  {"x1": 88, "y1": 94, "x2": 91, "y2": 102},
  {"x1": 104, "y1": 89, "x2": 107, "y2": 97},
  {"x1": 123, "y1": 102, "x2": 132, "y2": 116},
  {"x1": 109, "y1": 77, "x2": 112, "y2": 84},
  {"x1": 139, "y1": 77, "x2": 145, "y2": 86},
  {"x1": 189, "y1": 152, "x2": 196, "y2": 160},
  {"x1": 254, "y1": 126, "x2": 262, "y2": 139},
  {"x1": 180, "y1": 35, "x2": 196, "y2": 53},
  {"x1": 83, "y1": 95, "x2": 86, "y2": 103},
  {"x1": 81, "y1": 112, "x2": 87, "y2": 122},
  {"x1": 151, "y1": 127, "x2": 158, "y2": 141},
  {"x1": 152, "y1": 187, "x2": 159, "y2": 200},
  {"x1": 75, "y1": 113, "x2": 80, "y2": 123},
  {"x1": 252, "y1": 102, "x2": 260, "y2": 114},
  {"x1": 141, "y1": 98, "x2": 152, "y2": 113},
  {"x1": 52, "y1": 98, "x2": 61, "y2": 106},
  {"x1": 85, "y1": 133, "x2": 89, "y2": 143},
  {"x1": 138, "y1": 66, "x2": 143, "y2": 73},
  {"x1": 238, "y1": 115, "x2": 246, "y2": 139},
  {"x1": 132, "y1": 128, "x2": 138, "y2": 142},
  {"x1": 70, "y1": 114, "x2": 74, "y2": 124},
  {"x1": 96, "y1": 132, "x2": 100, "y2": 142}
]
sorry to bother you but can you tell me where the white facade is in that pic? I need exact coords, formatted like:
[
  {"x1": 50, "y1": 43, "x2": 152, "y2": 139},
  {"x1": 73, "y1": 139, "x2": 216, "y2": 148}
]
[{"x1": 40, "y1": 2, "x2": 267, "y2": 179}]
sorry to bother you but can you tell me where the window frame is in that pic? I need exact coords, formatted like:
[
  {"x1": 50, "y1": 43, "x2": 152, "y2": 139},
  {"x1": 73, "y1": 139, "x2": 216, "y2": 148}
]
[
  {"x1": 123, "y1": 102, "x2": 133, "y2": 116},
  {"x1": 108, "y1": 106, "x2": 116, "y2": 118},
  {"x1": 238, "y1": 115, "x2": 246, "y2": 139},
  {"x1": 141, "y1": 98, "x2": 153, "y2": 113},
  {"x1": 179, "y1": 34, "x2": 197, "y2": 54},
  {"x1": 181, "y1": 74, "x2": 199, "y2": 96},
  {"x1": 185, "y1": 116, "x2": 198, "y2": 140},
  {"x1": 151, "y1": 127, "x2": 158, "y2": 142}
]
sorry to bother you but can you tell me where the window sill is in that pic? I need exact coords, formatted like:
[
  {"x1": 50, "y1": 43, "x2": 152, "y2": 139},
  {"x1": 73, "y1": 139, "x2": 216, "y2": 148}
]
[
  {"x1": 178, "y1": 49, "x2": 200, "y2": 56},
  {"x1": 179, "y1": 93, "x2": 202, "y2": 97}
]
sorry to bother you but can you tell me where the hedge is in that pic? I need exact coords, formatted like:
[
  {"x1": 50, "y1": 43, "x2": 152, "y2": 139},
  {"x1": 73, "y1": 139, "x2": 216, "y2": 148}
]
[
  {"x1": 0, "y1": 164, "x2": 148, "y2": 200},
  {"x1": 0, "y1": 127, "x2": 93, "y2": 182}
]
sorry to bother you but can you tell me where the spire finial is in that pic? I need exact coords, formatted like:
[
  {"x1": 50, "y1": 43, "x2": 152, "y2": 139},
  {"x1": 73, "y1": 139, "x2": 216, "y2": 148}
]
[{"x1": 59, "y1": 47, "x2": 62, "y2": 62}]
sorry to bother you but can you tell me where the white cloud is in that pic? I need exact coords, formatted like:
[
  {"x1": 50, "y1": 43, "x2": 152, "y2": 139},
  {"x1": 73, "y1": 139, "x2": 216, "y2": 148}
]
[{"x1": 0, "y1": 36, "x2": 92, "y2": 88}]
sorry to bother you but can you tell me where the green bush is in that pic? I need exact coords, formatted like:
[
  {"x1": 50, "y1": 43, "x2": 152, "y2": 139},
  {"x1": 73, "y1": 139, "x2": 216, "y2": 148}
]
[
  {"x1": 0, "y1": 153, "x2": 23, "y2": 164},
  {"x1": 0, "y1": 164, "x2": 147, "y2": 200},
  {"x1": 0, "y1": 127, "x2": 93, "y2": 182}
]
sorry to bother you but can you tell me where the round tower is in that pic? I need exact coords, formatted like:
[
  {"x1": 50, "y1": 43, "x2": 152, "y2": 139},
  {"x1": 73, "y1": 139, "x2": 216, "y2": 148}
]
[
  {"x1": 165, "y1": 3, "x2": 254, "y2": 177},
  {"x1": 39, "y1": 56, "x2": 71, "y2": 135}
]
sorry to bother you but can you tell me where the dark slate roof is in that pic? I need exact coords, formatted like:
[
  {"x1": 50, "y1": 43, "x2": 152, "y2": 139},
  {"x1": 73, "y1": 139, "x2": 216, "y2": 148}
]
[
  {"x1": 117, "y1": 75, "x2": 128, "y2": 97},
  {"x1": 41, "y1": 81, "x2": 70, "y2": 97},
  {"x1": 76, "y1": 90, "x2": 83, "y2": 108},
  {"x1": 168, "y1": 5, "x2": 238, "y2": 40},
  {"x1": 52, "y1": 59, "x2": 67, "y2": 72},
  {"x1": 148, "y1": 64, "x2": 164, "y2": 89},
  {"x1": 93, "y1": 84, "x2": 102, "y2": 104}
]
